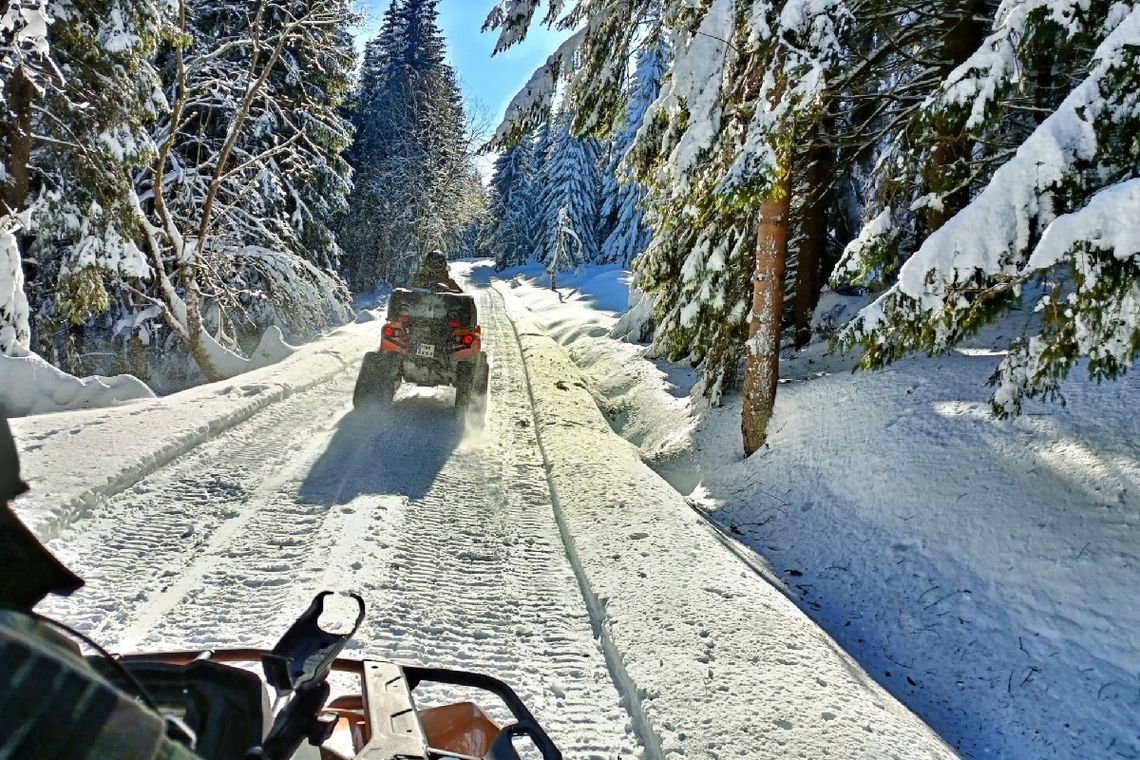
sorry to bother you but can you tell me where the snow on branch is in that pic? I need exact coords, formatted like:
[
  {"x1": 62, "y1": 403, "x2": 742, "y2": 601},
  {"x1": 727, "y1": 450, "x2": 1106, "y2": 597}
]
[
  {"x1": 841, "y1": 6, "x2": 1140, "y2": 411},
  {"x1": 928, "y1": 0, "x2": 1107, "y2": 132},
  {"x1": 0, "y1": 219, "x2": 30, "y2": 354},
  {"x1": 488, "y1": 27, "x2": 586, "y2": 149}
]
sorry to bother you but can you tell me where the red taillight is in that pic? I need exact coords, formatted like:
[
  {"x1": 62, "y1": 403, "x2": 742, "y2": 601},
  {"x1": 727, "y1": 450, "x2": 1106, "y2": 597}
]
[
  {"x1": 382, "y1": 325, "x2": 396, "y2": 338},
  {"x1": 447, "y1": 320, "x2": 461, "y2": 328},
  {"x1": 462, "y1": 334, "x2": 474, "y2": 346}
]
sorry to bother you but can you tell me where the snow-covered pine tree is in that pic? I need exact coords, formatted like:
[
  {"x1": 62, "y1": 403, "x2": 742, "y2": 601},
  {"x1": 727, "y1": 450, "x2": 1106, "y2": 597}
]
[
  {"x1": 489, "y1": 0, "x2": 855, "y2": 454},
  {"x1": 838, "y1": 3, "x2": 1140, "y2": 415},
  {"x1": 540, "y1": 115, "x2": 601, "y2": 271},
  {"x1": 599, "y1": 33, "x2": 668, "y2": 267},
  {"x1": 1, "y1": 0, "x2": 166, "y2": 361},
  {"x1": 339, "y1": 7, "x2": 403, "y2": 291},
  {"x1": 486, "y1": 138, "x2": 538, "y2": 270},
  {"x1": 830, "y1": 0, "x2": 1041, "y2": 293},
  {"x1": 527, "y1": 120, "x2": 555, "y2": 262},
  {"x1": 339, "y1": 0, "x2": 477, "y2": 289}
]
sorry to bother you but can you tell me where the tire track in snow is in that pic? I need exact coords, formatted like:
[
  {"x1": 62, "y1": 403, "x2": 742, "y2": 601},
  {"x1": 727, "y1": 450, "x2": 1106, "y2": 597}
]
[
  {"x1": 317, "y1": 289, "x2": 639, "y2": 758},
  {"x1": 37, "y1": 372, "x2": 356, "y2": 646},
  {"x1": 40, "y1": 286, "x2": 639, "y2": 758}
]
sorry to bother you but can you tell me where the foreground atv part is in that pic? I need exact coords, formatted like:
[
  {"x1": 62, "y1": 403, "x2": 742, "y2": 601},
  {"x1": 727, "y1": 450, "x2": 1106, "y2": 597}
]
[
  {"x1": 374, "y1": 289, "x2": 486, "y2": 411},
  {"x1": 97, "y1": 593, "x2": 562, "y2": 760},
  {"x1": 263, "y1": 591, "x2": 365, "y2": 693}
]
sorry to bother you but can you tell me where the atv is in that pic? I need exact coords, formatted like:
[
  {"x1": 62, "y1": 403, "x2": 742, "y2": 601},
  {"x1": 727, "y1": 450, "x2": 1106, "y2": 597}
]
[{"x1": 354, "y1": 289, "x2": 489, "y2": 416}]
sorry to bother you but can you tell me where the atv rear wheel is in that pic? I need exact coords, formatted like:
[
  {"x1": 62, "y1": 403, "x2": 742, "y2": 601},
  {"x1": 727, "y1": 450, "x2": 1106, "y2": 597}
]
[
  {"x1": 473, "y1": 353, "x2": 489, "y2": 397},
  {"x1": 454, "y1": 360, "x2": 474, "y2": 410},
  {"x1": 465, "y1": 353, "x2": 490, "y2": 427},
  {"x1": 354, "y1": 351, "x2": 399, "y2": 408}
]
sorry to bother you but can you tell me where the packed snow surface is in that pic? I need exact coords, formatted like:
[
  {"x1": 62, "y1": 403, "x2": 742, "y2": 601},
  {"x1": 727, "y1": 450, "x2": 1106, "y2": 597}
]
[
  {"x1": 13, "y1": 263, "x2": 954, "y2": 758},
  {"x1": 496, "y1": 261, "x2": 1140, "y2": 759}
]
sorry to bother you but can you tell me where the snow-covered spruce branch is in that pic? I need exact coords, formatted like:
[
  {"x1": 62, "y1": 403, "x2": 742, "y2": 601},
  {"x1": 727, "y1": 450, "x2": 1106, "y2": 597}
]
[{"x1": 838, "y1": 6, "x2": 1140, "y2": 413}]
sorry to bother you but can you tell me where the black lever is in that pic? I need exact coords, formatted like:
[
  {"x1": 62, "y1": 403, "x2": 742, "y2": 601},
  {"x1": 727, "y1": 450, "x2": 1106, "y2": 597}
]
[
  {"x1": 247, "y1": 592, "x2": 366, "y2": 760},
  {"x1": 261, "y1": 591, "x2": 365, "y2": 694}
]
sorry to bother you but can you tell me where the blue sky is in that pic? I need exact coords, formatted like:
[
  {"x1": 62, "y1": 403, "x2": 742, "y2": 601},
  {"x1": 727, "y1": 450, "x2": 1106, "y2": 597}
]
[{"x1": 354, "y1": 1, "x2": 572, "y2": 129}]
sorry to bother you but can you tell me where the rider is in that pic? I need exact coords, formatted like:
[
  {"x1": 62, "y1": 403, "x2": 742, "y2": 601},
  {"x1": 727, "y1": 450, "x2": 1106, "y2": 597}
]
[
  {"x1": 409, "y1": 250, "x2": 462, "y2": 293},
  {"x1": 0, "y1": 415, "x2": 201, "y2": 759}
]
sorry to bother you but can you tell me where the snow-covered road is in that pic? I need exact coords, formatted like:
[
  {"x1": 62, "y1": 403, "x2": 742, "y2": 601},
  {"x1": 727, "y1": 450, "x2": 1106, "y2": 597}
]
[
  {"x1": 16, "y1": 272, "x2": 956, "y2": 758},
  {"x1": 35, "y1": 287, "x2": 639, "y2": 757}
]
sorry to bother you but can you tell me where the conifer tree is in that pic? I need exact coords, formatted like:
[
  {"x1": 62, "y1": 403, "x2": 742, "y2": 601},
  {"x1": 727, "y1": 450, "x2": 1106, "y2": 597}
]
[
  {"x1": 486, "y1": 138, "x2": 538, "y2": 270},
  {"x1": 1, "y1": 0, "x2": 167, "y2": 356},
  {"x1": 539, "y1": 116, "x2": 601, "y2": 270},
  {"x1": 339, "y1": 0, "x2": 478, "y2": 289},
  {"x1": 527, "y1": 120, "x2": 555, "y2": 261},
  {"x1": 488, "y1": 0, "x2": 855, "y2": 454},
  {"x1": 838, "y1": 3, "x2": 1140, "y2": 415},
  {"x1": 600, "y1": 35, "x2": 667, "y2": 267}
]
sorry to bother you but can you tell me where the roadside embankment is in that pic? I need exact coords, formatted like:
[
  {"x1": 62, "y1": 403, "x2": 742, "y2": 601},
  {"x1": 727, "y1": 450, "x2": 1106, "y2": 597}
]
[{"x1": 494, "y1": 282, "x2": 955, "y2": 759}]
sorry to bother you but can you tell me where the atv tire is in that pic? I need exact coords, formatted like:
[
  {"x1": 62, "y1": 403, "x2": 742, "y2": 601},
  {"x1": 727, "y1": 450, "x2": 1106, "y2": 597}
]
[
  {"x1": 465, "y1": 354, "x2": 490, "y2": 427},
  {"x1": 473, "y1": 353, "x2": 489, "y2": 397},
  {"x1": 354, "y1": 351, "x2": 398, "y2": 408},
  {"x1": 454, "y1": 360, "x2": 474, "y2": 411}
]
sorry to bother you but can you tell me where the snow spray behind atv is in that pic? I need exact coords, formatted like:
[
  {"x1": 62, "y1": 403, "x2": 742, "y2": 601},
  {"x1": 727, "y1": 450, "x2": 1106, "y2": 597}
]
[{"x1": 354, "y1": 289, "x2": 489, "y2": 419}]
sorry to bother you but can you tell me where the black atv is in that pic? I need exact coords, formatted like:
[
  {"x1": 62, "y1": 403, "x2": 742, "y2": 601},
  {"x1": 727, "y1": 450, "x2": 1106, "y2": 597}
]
[{"x1": 354, "y1": 288, "x2": 489, "y2": 415}]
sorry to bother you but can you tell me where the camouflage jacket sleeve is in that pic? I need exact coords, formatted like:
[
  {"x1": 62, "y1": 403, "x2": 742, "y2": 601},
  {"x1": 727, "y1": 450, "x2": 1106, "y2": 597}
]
[{"x1": 0, "y1": 610, "x2": 205, "y2": 760}]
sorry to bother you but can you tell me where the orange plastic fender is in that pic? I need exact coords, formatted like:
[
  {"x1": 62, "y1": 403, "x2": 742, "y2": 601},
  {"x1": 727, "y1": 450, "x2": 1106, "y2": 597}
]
[{"x1": 419, "y1": 701, "x2": 501, "y2": 757}]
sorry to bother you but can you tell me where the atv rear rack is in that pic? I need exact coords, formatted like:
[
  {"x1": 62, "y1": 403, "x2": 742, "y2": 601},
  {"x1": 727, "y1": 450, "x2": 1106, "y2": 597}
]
[{"x1": 108, "y1": 649, "x2": 562, "y2": 760}]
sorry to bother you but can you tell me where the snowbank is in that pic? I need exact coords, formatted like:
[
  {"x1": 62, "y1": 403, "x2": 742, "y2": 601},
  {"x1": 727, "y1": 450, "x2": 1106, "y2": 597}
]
[
  {"x1": 480, "y1": 263, "x2": 702, "y2": 491},
  {"x1": 1, "y1": 348, "x2": 155, "y2": 416},
  {"x1": 495, "y1": 285, "x2": 955, "y2": 758},
  {"x1": 9, "y1": 320, "x2": 380, "y2": 540},
  {"x1": 496, "y1": 264, "x2": 1140, "y2": 759}
]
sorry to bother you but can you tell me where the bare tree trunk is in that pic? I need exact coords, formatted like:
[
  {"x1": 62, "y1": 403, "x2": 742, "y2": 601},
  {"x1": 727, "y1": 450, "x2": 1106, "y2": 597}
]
[
  {"x1": 793, "y1": 117, "x2": 834, "y2": 348},
  {"x1": 917, "y1": 0, "x2": 989, "y2": 240},
  {"x1": 742, "y1": 153, "x2": 791, "y2": 457},
  {"x1": 180, "y1": 268, "x2": 223, "y2": 382},
  {"x1": 1, "y1": 68, "x2": 35, "y2": 217}
]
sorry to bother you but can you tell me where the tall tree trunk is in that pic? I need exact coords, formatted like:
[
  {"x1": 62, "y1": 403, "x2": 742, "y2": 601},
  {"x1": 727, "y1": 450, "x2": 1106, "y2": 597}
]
[
  {"x1": 1, "y1": 68, "x2": 35, "y2": 217},
  {"x1": 793, "y1": 117, "x2": 835, "y2": 348},
  {"x1": 742, "y1": 151, "x2": 791, "y2": 457},
  {"x1": 179, "y1": 270, "x2": 223, "y2": 382},
  {"x1": 917, "y1": 0, "x2": 989, "y2": 240}
]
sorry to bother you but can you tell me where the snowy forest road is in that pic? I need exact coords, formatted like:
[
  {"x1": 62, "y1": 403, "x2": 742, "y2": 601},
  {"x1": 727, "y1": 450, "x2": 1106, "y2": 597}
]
[
  {"x1": 22, "y1": 268, "x2": 957, "y2": 759},
  {"x1": 36, "y1": 285, "x2": 641, "y2": 758}
]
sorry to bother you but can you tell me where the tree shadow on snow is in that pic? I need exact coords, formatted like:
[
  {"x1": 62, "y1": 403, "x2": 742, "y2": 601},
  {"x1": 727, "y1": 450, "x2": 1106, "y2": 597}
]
[
  {"x1": 462, "y1": 261, "x2": 499, "y2": 286},
  {"x1": 299, "y1": 389, "x2": 463, "y2": 505}
]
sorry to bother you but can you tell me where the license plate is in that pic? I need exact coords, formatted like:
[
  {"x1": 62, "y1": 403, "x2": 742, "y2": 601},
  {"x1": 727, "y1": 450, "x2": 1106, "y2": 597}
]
[{"x1": 416, "y1": 343, "x2": 436, "y2": 358}]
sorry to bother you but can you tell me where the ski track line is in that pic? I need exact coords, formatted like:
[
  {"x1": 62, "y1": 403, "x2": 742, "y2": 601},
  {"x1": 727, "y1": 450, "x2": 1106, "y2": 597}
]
[{"x1": 491, "y1": 288, "x2": 665, "y2": 760}]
